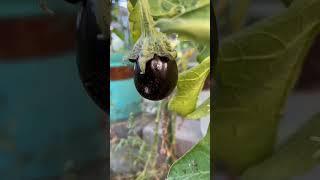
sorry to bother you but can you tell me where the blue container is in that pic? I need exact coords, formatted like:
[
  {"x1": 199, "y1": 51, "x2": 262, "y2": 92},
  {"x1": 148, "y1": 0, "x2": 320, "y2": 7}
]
[
  {"x1": 0, "y1": 2, "x2": 105, "y2": 179},
  {"x1": 110, "y1": 53, "x2": 141, "y2": 122},
  {"x1": 0, "y1": 1, "x2": 77, "y2": 18},
  {"x1": 0, "y1": 54, "x2": 106, "y2": 180}
]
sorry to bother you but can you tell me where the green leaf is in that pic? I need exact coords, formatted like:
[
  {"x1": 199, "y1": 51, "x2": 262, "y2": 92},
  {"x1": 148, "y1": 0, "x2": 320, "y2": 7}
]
[
  {"x1": 128, "y1": 1, "x2": 141, "y2": 43},
  {"x1": 242, "y1": 112, "x2": 320, "y2": 180},
  {"x1": 197, "y1": 44, "x2": 210, "y2": 63},
  {"x1": 128, "y1": 0, "x2": 209, "y2": 43},
  {"x1": 186, "y1": 97, "x2": 210, "y2": 120},
  {"x1": 148, "y1": 0, "x2": 180, "y2": 19},
  {"x1": 214, "y1": 0, "x2": 320, "y2": 174},
  {"x1": 169, "y1": 57, "x2": 210, "y2": 116},
  {"x1": 156, "y1": 1, "x2": 210, "y2": 44},
  {"x1": 129, "y1": 0, "x2": 138, "y2": 7},
  {"x1": 167, "y1": 125, "x2": 210, "y2": 180},
  {"x1": 112, "y1": 29, "x2": 125, "y2": 41}
]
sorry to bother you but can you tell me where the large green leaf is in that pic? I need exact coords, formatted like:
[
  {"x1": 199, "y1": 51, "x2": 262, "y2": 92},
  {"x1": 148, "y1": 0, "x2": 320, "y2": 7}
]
[
  {"x1": 155, "y1": 0, "x2": 210, "y2": 64},
  {"x1": 214, "y1": 0, "x2": 320, "y2": 174},
  {"x1": 167, "y1": 126, "x2": 210, "y2": 180},
  {"x1": 169, "y1": 57, "x2": 210, "y2": 116},
  {"x1": 242, "y1": 113, "x2": 320, "y2": 180},
  {"x1": 128, "y1": 0, "x2": 208, "y2": 43},
  {"x1": 148, "y1": 0, "x2": 181, "y2": 19},
  {"x1": 156, "y1": 0, "x2": 210, "y2": 44}
]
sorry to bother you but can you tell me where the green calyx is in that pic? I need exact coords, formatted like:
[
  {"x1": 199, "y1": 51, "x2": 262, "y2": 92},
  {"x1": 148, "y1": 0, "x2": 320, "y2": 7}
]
[{"x1": 127, "y1": 0, "x2": 177, "y2": 74}]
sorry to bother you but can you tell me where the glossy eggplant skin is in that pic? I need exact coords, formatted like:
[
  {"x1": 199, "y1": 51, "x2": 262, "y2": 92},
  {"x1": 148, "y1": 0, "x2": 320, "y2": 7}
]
[
  {"x1": 134, "y1": 55, "x2": 178, "y2": 101},
  {"x1": 76, "y1": 0, "x2": 109, "y2": 113}
]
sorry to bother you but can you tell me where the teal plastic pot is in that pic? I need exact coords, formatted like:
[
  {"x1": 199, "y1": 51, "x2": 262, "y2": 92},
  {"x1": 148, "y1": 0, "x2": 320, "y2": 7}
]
[
  {"x1": 110, "y1": 53, "x2": 141, "y2": 122},
  {"x1": 0, "y1": 54, "x2": 105, "y2": 180},
  {"x1": 0, "y1": 3, "x2": 105, "y2": 179}
]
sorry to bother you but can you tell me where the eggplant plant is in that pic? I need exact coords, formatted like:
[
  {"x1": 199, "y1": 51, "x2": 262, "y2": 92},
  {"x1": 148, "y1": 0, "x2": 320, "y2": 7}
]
[
  {"x1": 127, "y1": 0, "x2": 320, "y2": 179},
  {"x1": 127, "y1": 0, "x2": 211, "y2": 179}
]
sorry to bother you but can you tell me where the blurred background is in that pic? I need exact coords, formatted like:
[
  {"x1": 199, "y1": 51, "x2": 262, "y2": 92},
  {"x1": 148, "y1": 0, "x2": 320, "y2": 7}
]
[
  {"x1": 215, "y1": 0, "x2": 320, "y2": 179},
  {"x1": 0, "y1": 1, "x2": 106, "y2": 179}
]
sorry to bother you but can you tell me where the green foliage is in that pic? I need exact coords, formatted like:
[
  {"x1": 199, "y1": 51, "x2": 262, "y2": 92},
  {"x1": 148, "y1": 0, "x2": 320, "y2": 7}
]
[
  {"x1": 242, "y1": 113, "x2": 320, "y2": 180},
  {"x1": 128, "y1": 0, "x2": 142, "y2": 43},
  {"x1": 127, "y1": 0, "x2": 178, "y2": 74},
  {"x1": 127, "y1": 0, "x2": 211, "y2": 179},
  {"x1": 196, "y1": 44, "x2": 210, "y2": 63},
  {"x1": 112, "y1": 29, "x2": 125, "y2": 41},
  {"x1": 112, "y1": 114, "x2": 149, "y2": 171},
  {"x1": 155, "y1": 1, "x2": 210, "y2": 44},
  {"x1": 128, "y1": 0, "x2": 210, "y2": 44},
  {"x1": 167, "y1": 126, "x2": 210, "y2": 180},
  {"x1": 125, "y1": 0, "x2": 320, "y2": 179},
  {"x1": 128, "y1": 0, "x2": 211, "y2": 118},
  {"x1": 186, "y1": 97, "x2": 210, "y2": 120},
  {"x1": 214, "y1": 0, "x2": 320, "y2": 174},
  {"x1": 168, "y1": 57, "x2": 210, "y2": 116}
]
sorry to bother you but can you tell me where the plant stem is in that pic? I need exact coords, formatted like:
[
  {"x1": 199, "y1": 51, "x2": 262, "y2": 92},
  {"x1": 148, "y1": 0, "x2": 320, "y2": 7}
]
[
  {"x1": 170, "y1": 112, "x2": 177, "y2": 161},
  {"x1": 137, "y1": 101, "x2": 162, "y2": 179},
  {"x1": 139, "y1": 0, "x2": 156, "y2": 36},
  {"x1": 172, "y1": 113, "x2": 177, "y2": 145},
  {"x1": 160, "y1": 98, "x2": 177, "y2": 165},
  {"x1": 151, "y1": 101, "x2": 162, "y2": 168}
]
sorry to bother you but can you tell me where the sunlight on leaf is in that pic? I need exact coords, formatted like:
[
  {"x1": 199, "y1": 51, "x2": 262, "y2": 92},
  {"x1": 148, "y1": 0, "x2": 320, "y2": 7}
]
[
  {"x1": 197, "y1": 44, "x2": 210, "y2": 63},
  {"x1": 112, "y1": 29, "x2": 125, "y2": 41},
  {"x1": 186, "y1": 97, "x2": 210, "y2": 120},
  {"x1": 128, "y1": 1, "x2": 141, "y2": 43},
  {"x1": 156, "y1": 2, "x2": 210, "y2": 44},
  {"x1": 128, "y1": 0, "x2": 210, "y2": 44},
  {"x1": 169, "y1": 57, "x2": 210, "y2": 116}
]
